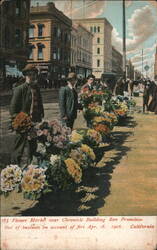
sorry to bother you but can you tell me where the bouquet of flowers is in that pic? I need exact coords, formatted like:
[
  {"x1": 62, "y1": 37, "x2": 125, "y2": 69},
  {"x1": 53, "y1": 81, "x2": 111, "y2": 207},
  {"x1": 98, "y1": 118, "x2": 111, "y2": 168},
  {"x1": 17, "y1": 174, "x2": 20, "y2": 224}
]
[
  {"x1": 94, "y1": 123, "x2": 111, "y2": 136},
  {"x1": 113, "y1": 102, "x2": 128, "y2": 117},
  {"x1": 69, "y1": 144, "x2": 96, "y2": 169},
  {"x1": 32, "y1": 120, "x2": 71, "y2": 158},
  {"x1": 0, "y1": 165, "x2": 22, "y2": 196},
  {"x1": 83, "y1": 103, "x2": 103, "y2": 121},
  {"x1": 70, "y1": 129, "x2": 102, "y2": 147},
  {"x1": 12, "y1": 112, "x2": 33, "y2": 133},
  {"x1": 80, "y1": 89, "x2": 112, "y2": 108},
  {"x1": 22, "y1": 164, "x2": 47, "y2": 199}
]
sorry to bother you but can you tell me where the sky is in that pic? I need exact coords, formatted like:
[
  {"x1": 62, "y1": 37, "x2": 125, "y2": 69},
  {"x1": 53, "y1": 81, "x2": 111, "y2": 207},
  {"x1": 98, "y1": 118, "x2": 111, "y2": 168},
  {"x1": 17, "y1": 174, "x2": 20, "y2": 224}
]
[{"x1": 31, "y1": 0, "x2": 157, "y2": 78}]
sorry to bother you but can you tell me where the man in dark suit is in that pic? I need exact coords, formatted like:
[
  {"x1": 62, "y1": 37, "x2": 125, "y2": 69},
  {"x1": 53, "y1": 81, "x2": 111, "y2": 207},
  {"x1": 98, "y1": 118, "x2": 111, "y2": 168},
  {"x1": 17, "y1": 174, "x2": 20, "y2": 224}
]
[
  {"x1": 80, "y1": 74, "x2": 96, "y2": 92},
  {"x1": 59, "y1": 72, "x2": 78, "y2": 129},
  {"x1": 10, "y1": 64, "x2": 44, "y2": 165}
]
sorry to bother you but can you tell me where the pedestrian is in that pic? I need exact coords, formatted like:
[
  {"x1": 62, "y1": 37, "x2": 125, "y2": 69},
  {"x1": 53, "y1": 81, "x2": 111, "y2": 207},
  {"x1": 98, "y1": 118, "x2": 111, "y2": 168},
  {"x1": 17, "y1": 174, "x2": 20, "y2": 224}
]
[
  {"x1": 80, "y1": 74, "x2": 96, "y2": 93},
  {"x1": 10, "y1": 64, "x2": 44, "y2": 166},
  {"x1": 59, "y1": 72, "x2": 78, "y2": 129},
  {"x1": 148, "y1": 82, "x2": 157, "y2": 115}
]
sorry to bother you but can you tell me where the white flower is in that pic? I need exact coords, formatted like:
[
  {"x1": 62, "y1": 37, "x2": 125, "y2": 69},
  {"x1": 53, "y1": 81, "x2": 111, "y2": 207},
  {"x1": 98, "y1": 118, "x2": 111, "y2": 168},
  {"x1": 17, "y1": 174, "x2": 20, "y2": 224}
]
[
  {"x1": 36, "y1": 143, "x2": 46, "y2": 154},
  {"x1": 0, "y1": 165, "x2": 22, "y2": 192},
  {"x1": 50, "y1": 154, "x2": 60, "y2": 165}
]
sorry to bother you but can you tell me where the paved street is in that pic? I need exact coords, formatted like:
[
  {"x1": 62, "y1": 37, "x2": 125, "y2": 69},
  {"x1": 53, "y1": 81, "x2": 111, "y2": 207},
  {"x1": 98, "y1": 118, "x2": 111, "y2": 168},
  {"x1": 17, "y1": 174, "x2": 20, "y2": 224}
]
[{"x1": 0, "y1": 93, "x2": 157, "y2": 216}]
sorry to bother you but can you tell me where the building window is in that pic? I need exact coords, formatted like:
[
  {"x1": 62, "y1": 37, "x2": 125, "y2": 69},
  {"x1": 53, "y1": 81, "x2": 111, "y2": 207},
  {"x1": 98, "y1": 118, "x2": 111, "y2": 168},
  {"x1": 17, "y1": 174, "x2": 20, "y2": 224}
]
[
  {"x1": 57, "y1": 48, "x2": 60, "y2": 60},
  {"x1": 15, "y1": 29, "x2": 21, "y2": 48},
  {"x1": 94, "y1": 26, "x2": 96, "y2": 32},
  {"x1": 57, "y1": 27, "x2": 61, "y2": 38},
  {"x1": 97, "y1": 26, "x2": 100, "y2": 32},
  {"x1": 53, "y1": 47, "x2": 57, "y2": 60},
  {"x1": 97, "y1": 37, "x2": 100, "y2": 43},
  {"x1": 53, "y1": 27, "x2": 57, "y2": 37},
  {"x1": 29, "y1": 25, "x2": 35, "y2": 38},
  {"x1": 37, "y1": 43, "x2": 45, "y2": 60},
  {"x1": 28, "y1": 45, "x2": 35, "y2": 60},
  {"x1": 38, "y1": 24, "x2": 44, "y2": 37},
  {"x1": 90, "y1": 26, "x2": 93, "y2": 32},
  {"x1": 97, "y1": 59, "x2": 100, "y2": 67},
  {"x1": 16, "y1": 0, "x2": 21, "y2": 16},
  {"x1": 97, "y1": 48, "x2": 100, "y2": 54}
]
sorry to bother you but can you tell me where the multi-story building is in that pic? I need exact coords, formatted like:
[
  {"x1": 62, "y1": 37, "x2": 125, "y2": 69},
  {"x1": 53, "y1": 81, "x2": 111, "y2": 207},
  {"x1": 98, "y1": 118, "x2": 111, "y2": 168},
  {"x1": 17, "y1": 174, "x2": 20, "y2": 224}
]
[
  {"x1": 28, "y1": 2, "x2": 72, "y2": 79},
  {"x1": 74, "y1": 18, "x2": 113, "y2": 78},
  {"x1": 0, "y1": 0, "x2": 30, "y2": 78},
  {"x1": 154, "y1": 44, "x2": 157, "y2": 80},
  {"x1": 112, "y1": 46, "x2": 123, "y2": 77},
  {"x1": 71, "y1": 23, "x2": 93, "y2": 78}
]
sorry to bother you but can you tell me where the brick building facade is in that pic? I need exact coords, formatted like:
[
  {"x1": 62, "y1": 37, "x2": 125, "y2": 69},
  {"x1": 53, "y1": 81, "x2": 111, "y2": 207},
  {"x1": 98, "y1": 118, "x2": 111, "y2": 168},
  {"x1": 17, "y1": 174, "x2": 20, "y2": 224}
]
[
  {"x1": 0, "y1": 0, "x2": 30, "y2": 77},
  {"x1": 28, "y1": 2, "x2": 72, "y2": 80}
]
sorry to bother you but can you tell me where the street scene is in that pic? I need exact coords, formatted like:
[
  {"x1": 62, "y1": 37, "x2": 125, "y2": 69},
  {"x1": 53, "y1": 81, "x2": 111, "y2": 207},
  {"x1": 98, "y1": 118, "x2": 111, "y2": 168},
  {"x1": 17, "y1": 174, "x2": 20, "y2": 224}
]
[{"x1": 0, "y1": 0, "x2": 157, "y2": 218}]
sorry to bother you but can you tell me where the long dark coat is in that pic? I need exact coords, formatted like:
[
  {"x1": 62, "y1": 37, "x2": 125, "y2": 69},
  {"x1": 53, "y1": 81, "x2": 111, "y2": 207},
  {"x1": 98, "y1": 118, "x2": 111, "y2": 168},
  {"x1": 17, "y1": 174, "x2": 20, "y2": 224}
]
[
  {"x1": 10, "y1": 82, "x2": 44, "y2": 165},
  {"x1": 59, "y1": 86, "x2": 78, "y2": 128}
]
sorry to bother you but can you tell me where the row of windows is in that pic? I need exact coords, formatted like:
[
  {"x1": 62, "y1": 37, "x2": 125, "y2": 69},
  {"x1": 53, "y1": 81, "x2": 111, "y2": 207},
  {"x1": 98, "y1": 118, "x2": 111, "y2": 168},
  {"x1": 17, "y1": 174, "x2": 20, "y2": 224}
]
[
  {"x1": 29, "y1": 45, "x2": 100, "y2": 67},
  {"x1": 29, "y1": 44, "x2": 45, "y2": 60},
  {"x1": 29, "y1": 24, "x2": 44, "y2": 38},
  {"x1": 90, "y1": 26, "x2": 101, "y2": 33},
  {"x1": 29, "y1": 45, "x2": 70, "y2": 62},
  {"x1": 52, "y1": 48, "x2": 70, "y2": 62},
  {"x1": 29, "y1": 25, "x2": 71, "y2": 44},
  {"x1": 77, "y1": 50, "x2": 91, "y2": 64}
]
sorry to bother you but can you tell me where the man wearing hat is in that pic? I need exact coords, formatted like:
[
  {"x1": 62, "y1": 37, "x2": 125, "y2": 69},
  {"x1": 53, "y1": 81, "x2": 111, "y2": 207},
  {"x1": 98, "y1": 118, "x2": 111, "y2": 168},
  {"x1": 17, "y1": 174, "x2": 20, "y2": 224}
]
[
  {"x1": 80, "y1": 74, "x2": 96, "y2": 93},
  {"x1": 59, "y1": 72, "x2": 78, "y2": 129},
  {"x1": 10, "y1": 64, "x2": 44, "y2": 165}
]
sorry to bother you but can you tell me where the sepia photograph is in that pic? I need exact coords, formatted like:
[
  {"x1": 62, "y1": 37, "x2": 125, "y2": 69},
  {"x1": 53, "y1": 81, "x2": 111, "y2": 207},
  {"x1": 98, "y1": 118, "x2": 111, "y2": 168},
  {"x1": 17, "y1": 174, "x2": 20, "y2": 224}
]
[{"x1": 0, "y1": 0, "x2": 157, "y2": 249}]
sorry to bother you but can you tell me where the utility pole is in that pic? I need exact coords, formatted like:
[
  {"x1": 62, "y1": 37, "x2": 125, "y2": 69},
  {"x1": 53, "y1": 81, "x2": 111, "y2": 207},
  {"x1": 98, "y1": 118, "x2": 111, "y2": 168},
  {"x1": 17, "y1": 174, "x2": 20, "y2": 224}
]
[
  {"x1": 142, "y1": 49, "x2": 143, "y2": 78},
  {"x1": 122, "y1": 0, "x2": 126, "y2": 82}
]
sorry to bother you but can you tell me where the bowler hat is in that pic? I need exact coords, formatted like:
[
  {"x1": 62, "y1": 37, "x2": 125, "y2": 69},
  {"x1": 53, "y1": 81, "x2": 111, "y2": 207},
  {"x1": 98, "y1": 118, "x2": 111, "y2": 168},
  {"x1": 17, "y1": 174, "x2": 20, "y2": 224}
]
[
  {"x1": 87, "y1": 74, "x2": 95, "y2": 80},
  {"x1": 67, "y1": 72, "x2": 77, "y2": 80},
  {"x1": 22, "y1": 64, "x2": 38, "y2": 75}
]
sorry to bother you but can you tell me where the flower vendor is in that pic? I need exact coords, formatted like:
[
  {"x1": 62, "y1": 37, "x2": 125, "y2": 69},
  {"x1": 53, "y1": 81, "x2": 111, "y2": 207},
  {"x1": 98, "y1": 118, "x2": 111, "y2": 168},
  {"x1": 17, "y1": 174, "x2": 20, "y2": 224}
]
[
  {"x1": 59, "y1": 72, "x2": 79, "y2": 129},
  {"x1": 80, "y1": 74, "x2": 96, "y2": 92},
  {"x1": 10, "y1": 64, "x2": 44, "y2": 166}
]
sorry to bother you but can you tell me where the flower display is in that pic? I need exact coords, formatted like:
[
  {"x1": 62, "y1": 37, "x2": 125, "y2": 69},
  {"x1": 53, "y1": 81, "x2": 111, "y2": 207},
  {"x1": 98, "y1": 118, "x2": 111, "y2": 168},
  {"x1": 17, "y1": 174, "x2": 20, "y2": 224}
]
[
  {"x1": 86, "y1": 129, "x2": 102, "y2": 144},
  {"x1": 12, "y1": 112, "x2": 33, "y2": 133},
  {"x1": 94, "y1": 124, "x2": 111, "y2": 135},
  {"x1": 21, "y1": 165, "x2": 46, "y2": 193},
  {"x1": 64, "y1": 158, "x2": 82, "y2": 183},
  {"x1": 80, "y1": 144, "x2": 96, "y2": 161},
  {"x1": 0, "y1": 165, "x2": 22, "y2": 193},
  {"x1": 33, "y1": 120, "x2": 71, "y2": 156},
  {"x1": 70, "y1": 130, "x2": 83, "y2": 143},
  {"x1": 80, "y1": 88, "x2": 112, "y2": 108}
]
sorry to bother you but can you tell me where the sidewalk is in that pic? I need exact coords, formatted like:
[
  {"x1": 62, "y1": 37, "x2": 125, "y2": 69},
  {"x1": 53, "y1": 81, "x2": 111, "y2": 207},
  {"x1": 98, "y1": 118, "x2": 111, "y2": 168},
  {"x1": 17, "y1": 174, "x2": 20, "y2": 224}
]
[{"x1": 98, "y1": 97, "x2": 157, "y2": 215}]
